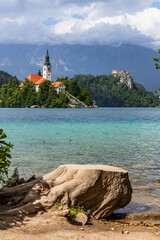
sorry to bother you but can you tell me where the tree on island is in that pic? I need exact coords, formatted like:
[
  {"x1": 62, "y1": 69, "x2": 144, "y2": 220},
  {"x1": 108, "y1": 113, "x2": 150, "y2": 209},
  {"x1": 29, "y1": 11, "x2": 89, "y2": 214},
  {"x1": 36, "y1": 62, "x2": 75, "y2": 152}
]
[
  {"x1": 73, "y1": 74, "x2": 159, "y2": 107},
  {"x1": 1, "y1": 70, "x2": 158, "y2": 107},
  {"x1": 0, "y1": 74, "x2": 93, "y2": 108}
]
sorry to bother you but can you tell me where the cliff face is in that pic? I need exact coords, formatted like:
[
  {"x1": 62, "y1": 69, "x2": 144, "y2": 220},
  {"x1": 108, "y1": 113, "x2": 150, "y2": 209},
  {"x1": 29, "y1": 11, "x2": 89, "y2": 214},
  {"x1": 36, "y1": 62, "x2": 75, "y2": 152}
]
[
  {"x1": 113, "y1": 72, "x2": 134, "y2": 89},
  {"x1": 119, "y1": 73, "x2": 134, "y2": 89}
]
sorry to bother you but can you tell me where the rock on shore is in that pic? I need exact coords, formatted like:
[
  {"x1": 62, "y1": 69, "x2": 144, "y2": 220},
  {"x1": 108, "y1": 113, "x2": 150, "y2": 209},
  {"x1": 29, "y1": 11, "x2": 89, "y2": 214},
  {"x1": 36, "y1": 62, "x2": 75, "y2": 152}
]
[{"x1": 0, "y1": 164, "x2": 132, "y2": 219}]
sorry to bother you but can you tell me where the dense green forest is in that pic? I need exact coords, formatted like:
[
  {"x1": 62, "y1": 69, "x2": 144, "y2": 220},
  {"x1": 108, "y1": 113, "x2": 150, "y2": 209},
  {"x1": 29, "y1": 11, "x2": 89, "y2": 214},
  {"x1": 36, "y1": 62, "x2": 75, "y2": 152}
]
[
  {"x1": 72, "y1": 74, "x2": 160, "y2": 107},
  {"x1": 0, "y1": 71, "x2": 18, "y2": 89},
  {"x1": 0, "y1": 75, "x2": 93, "y2": 108},
  {"x1": 0, "y1": 70, "x2": 159, "y2": 107}
]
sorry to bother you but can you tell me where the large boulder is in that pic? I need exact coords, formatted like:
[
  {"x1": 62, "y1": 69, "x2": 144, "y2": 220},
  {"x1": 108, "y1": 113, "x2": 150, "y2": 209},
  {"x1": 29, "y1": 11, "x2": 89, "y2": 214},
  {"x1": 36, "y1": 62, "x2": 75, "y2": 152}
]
[{"x1": 0, "y1": 164, "x2": 132, "y2": 219}]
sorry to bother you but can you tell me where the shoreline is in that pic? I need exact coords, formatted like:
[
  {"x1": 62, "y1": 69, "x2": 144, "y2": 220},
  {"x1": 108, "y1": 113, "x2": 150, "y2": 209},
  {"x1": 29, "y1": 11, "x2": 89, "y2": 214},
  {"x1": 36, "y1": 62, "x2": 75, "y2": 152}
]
[{"x1": 0, "y1": 209, "x2": 159, "y2": 240}]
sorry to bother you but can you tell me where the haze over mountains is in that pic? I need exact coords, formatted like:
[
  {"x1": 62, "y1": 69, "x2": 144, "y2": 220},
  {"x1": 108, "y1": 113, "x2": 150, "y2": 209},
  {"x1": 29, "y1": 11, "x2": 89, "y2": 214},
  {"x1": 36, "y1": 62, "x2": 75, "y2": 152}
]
[{"x1": 0, "y1": 44, "x2": 159, "y2": 91}]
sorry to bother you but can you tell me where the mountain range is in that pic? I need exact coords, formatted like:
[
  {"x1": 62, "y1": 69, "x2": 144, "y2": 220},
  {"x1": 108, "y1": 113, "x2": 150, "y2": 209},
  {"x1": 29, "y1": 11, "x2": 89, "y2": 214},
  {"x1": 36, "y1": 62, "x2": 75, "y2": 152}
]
[{"x1": 0, "y1": 44, "x2": 159, "y2": 91}]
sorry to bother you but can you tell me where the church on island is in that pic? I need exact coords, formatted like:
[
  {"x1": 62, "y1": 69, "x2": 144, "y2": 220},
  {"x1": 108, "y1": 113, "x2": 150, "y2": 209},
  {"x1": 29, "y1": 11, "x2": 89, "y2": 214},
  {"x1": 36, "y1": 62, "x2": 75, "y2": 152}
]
[{"x1": 19, "y1": 49, "x2": 65, "y2": 94}]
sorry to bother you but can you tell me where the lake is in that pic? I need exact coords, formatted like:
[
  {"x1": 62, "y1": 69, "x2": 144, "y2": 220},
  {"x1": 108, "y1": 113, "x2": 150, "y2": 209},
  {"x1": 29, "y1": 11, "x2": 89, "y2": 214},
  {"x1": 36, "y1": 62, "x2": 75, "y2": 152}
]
[{"x1": 0, "y1": 108, "x2": 160, "y2": 214}]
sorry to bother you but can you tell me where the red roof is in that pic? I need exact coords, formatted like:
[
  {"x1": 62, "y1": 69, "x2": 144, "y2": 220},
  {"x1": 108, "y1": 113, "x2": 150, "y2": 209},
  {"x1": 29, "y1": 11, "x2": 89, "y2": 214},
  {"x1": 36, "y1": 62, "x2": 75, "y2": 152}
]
[
  {"x1": 112, "y1": 70, "x2": 118, "y2": 73},
  {"x1": 27, "y1": 74, "x2": 42, "y2": 83},
  {"x1": 52, "y1": 82, "x2": 64, "y2": 88},
  {"x1": 19, "y1": 83, "x2": 24, "y2": 87},
  {"x1": 19, "y1": 76, "x2": 65, "y2": 89},
  {"x1": 35, "y1": 78, "x2": 47, "y2": 85}
]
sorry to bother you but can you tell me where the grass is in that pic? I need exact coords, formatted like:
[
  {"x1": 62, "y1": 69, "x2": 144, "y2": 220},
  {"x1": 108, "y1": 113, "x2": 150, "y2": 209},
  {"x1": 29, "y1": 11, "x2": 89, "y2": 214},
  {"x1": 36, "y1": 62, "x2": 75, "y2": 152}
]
[
  {"x1": 52, "y1": 200, "x2": 90, "y2": 218},
  {"x1": 53, "y1": 200, "x2": 61, "y2": 210},
  {"x1": 68, "y1": 205, "x2": 90, "y2": 218}
]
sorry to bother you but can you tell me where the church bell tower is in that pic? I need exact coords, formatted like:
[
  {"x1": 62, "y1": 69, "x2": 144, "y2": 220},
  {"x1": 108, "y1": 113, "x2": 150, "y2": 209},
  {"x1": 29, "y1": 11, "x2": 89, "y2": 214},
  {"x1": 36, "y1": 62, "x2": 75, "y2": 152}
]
[{"x1": 43, "y1": 49, "x2": 52, "y2": 81}]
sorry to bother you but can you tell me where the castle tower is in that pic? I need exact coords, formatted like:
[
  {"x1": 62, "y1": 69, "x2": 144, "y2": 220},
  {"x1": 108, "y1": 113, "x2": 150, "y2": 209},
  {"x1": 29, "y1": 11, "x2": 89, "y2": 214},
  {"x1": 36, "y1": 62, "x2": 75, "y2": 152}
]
[{"x1": 43, "y1": 49, "x2": 52, "y2": 81}]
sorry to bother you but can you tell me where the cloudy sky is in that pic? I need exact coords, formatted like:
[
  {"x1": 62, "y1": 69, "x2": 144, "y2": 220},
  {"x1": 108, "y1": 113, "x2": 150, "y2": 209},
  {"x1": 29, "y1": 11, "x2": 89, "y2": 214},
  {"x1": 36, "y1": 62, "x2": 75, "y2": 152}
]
[{"x1": 0, "y1": 0, "x2": 160, "y2": 49}]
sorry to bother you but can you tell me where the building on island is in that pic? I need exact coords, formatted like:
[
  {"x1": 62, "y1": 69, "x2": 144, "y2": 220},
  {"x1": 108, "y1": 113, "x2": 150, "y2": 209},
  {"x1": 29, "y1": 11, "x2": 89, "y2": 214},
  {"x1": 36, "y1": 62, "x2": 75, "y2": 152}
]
[
  {"x1": 52, "y1": 81, "x2": 65, "y2": 94},
  {"x1": 43, "y1": 49, "x2": 52, "y2": 81},
  {"x1": 19, "y1": 49, "x2": 65, "y2": 94},
  {"x1": 112, "y1": 70, "x2": 129, "y2": 77}
]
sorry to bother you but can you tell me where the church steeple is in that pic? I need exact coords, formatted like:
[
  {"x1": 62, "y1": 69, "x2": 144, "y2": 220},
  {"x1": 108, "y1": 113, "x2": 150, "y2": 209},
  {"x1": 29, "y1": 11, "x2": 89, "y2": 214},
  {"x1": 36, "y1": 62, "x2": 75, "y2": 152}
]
[
  {"x1": 44, "y1": 49, "x2": 50, "y2": 66},
  {"x1": 43, "y1": 49, "x2": 52, "y2": 81},
  {"x1": 38, "y1": 69, "x2": 42, "y2": 76}
]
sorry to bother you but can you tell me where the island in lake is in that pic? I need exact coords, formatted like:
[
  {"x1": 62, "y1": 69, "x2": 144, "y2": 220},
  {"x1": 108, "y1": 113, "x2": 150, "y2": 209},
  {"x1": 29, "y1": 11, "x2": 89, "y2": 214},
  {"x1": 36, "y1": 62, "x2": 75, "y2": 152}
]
[{"x1": 0, "y1": 49, "x2": 159, "y2": 108}]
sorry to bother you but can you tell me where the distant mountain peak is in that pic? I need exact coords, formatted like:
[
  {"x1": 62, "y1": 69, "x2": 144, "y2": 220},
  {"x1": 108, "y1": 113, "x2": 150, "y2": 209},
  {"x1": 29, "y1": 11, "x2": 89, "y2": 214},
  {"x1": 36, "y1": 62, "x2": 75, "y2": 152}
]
[{"x1": 0, "y1": 43, "x2": 159, "y2": 90}]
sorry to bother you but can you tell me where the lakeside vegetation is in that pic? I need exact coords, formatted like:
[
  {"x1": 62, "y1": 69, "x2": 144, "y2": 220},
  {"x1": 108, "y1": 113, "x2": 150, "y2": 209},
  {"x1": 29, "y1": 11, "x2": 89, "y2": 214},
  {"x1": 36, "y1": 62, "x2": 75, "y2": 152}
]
[
  {"x1": 0, "y1": 70, "x2": 159, "y2": 107},
  {"x1": 73, "y1": 74, "x2": 160, "y2": 107}
]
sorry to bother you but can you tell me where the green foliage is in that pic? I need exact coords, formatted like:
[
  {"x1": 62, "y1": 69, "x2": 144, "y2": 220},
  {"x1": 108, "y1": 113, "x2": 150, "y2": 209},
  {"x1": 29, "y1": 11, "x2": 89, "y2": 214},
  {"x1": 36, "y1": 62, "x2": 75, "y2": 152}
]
[
  {"x1": 154, "y1": 88, "x2": 160, "y2": 96},
  {"x1": 0, "y1": 72, "x2": 158, "y2": 107},
  {"x1": 151, "y1": 49, "x2": 160, "y2": 69},
  {"x1": 11, "y1": 167, "x2": 19, "y2": 179},
  {"x1": 73, "y1": 74, "x2": 159, "y2": 107},
  {"x1": 49, "y1": 93, "x2": 69, "y2": 108},
  {"x1": 0, "y1": 78, "x2": 69, "y2": 108},
  {"x1": 68, "y1": 78, "x2": 93, "y2": 106},
  {"x1": 152, "y1": 49, "x2": 160, "y2": 95},
  {"x1": 20, "y1": 79, "x2": 37, "y2": 107},
  {"x1": 68, "y1": 205, "x2": 90, "y2": 218},
  {"x1": 0, "y1": 74, "x2": 93, "y2": 108},
  {"x1": 0, "y1": 71, "x2": 18, "y2": 89},
  {"x1": 37, "y1": 80, "x2": 51, "y2": 105},
  {"x1": 0, "y1": 78, "x2": 22, "y2": 107},
  {"x1": 69, "y1": 80, "x2": 81, "y2": 96},
  {"x1": 7, "y1": 167, "x2": 19, "y2": 184},
  {"x1": 53, "y1": 200, "x2": 61, "y2": 210},
  {"x1": 0, "y1": 129, "x2": 13, "y2": 183}
]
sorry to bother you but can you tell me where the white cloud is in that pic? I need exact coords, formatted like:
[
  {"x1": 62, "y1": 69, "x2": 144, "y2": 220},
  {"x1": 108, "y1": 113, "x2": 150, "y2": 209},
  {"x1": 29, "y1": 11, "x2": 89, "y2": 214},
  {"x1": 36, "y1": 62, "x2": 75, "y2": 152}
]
[
  {"x1": 126, "y1": 8, "x2": 160, "y2": 40},
  {"x1": 0, "y1": 0, "x2": 160, "y2": 48}
]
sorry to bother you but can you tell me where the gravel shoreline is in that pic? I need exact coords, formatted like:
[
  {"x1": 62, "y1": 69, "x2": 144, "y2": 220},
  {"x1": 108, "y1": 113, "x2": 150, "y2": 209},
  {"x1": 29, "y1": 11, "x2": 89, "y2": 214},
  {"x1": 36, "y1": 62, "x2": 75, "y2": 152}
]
[{"x1": 0, "y1": 209, "x2": 159, "y2": 240}]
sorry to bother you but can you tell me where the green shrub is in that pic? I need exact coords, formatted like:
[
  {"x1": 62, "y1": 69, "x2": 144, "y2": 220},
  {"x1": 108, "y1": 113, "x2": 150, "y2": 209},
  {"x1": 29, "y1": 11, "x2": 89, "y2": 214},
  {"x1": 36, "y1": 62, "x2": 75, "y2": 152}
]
[
  {"x1": 69, "y1": 205, "x2": 90, "y2": 218},
  {"x1": 0, "y1": 129, "x2": 13, "y2": 183},
  {"x1": 7, "y1": 167, "x2": 19, "y2": 184}
]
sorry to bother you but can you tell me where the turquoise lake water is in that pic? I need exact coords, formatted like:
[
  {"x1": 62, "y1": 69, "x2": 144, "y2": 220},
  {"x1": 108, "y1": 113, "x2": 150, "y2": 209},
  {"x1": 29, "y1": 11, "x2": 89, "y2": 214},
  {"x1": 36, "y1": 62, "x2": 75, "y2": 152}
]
[{"x1": 0, "y1": 108, "x2": 160, "y2": 214}]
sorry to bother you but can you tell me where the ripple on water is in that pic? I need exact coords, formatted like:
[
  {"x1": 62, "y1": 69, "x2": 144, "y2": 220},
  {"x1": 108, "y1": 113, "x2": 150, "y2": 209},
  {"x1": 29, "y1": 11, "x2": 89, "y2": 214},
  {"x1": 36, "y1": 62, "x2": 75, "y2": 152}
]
[{"x1": 0, "y1": 108, "x2": 160, "y2": 214}]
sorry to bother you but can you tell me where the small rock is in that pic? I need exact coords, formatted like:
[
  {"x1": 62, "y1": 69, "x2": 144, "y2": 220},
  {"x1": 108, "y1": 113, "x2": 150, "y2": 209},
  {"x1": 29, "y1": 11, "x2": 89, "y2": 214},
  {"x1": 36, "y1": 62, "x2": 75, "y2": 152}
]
[
  {"x1": 80, "y1": 228, "x2": 84, "y2": 231},
  {"x1": 63, "y1": 205, "x2": 69, "y2": 210},
  {"x1": 75, "y1": 213, "x2": 88, "y2": 225},
  {"x1": 57, "y1": 209, "x2": 70, "y2": 217},
  {"x1": 18, "y1": 178, "x2": 25, "y2": 184},
  {"x1": 44, "y1": 220, "x2": 49, "y2": 224},
  {"x1": 124, "y1": 231, "x2": 129, "y2": 234}
]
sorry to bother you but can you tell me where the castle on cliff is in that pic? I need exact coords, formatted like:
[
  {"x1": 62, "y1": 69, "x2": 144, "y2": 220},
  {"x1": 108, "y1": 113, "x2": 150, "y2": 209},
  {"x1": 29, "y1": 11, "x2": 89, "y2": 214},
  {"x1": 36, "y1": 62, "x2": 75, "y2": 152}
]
[{"x1": 112, "y1": 70, "x2": 134, "y2": 89}]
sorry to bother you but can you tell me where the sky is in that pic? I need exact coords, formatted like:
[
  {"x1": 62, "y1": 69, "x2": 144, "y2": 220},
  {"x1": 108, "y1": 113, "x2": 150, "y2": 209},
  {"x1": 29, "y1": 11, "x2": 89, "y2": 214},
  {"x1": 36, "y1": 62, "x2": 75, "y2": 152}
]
[{"x1": 0, "y1": 0, "x2": 160, "y2": 49}]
